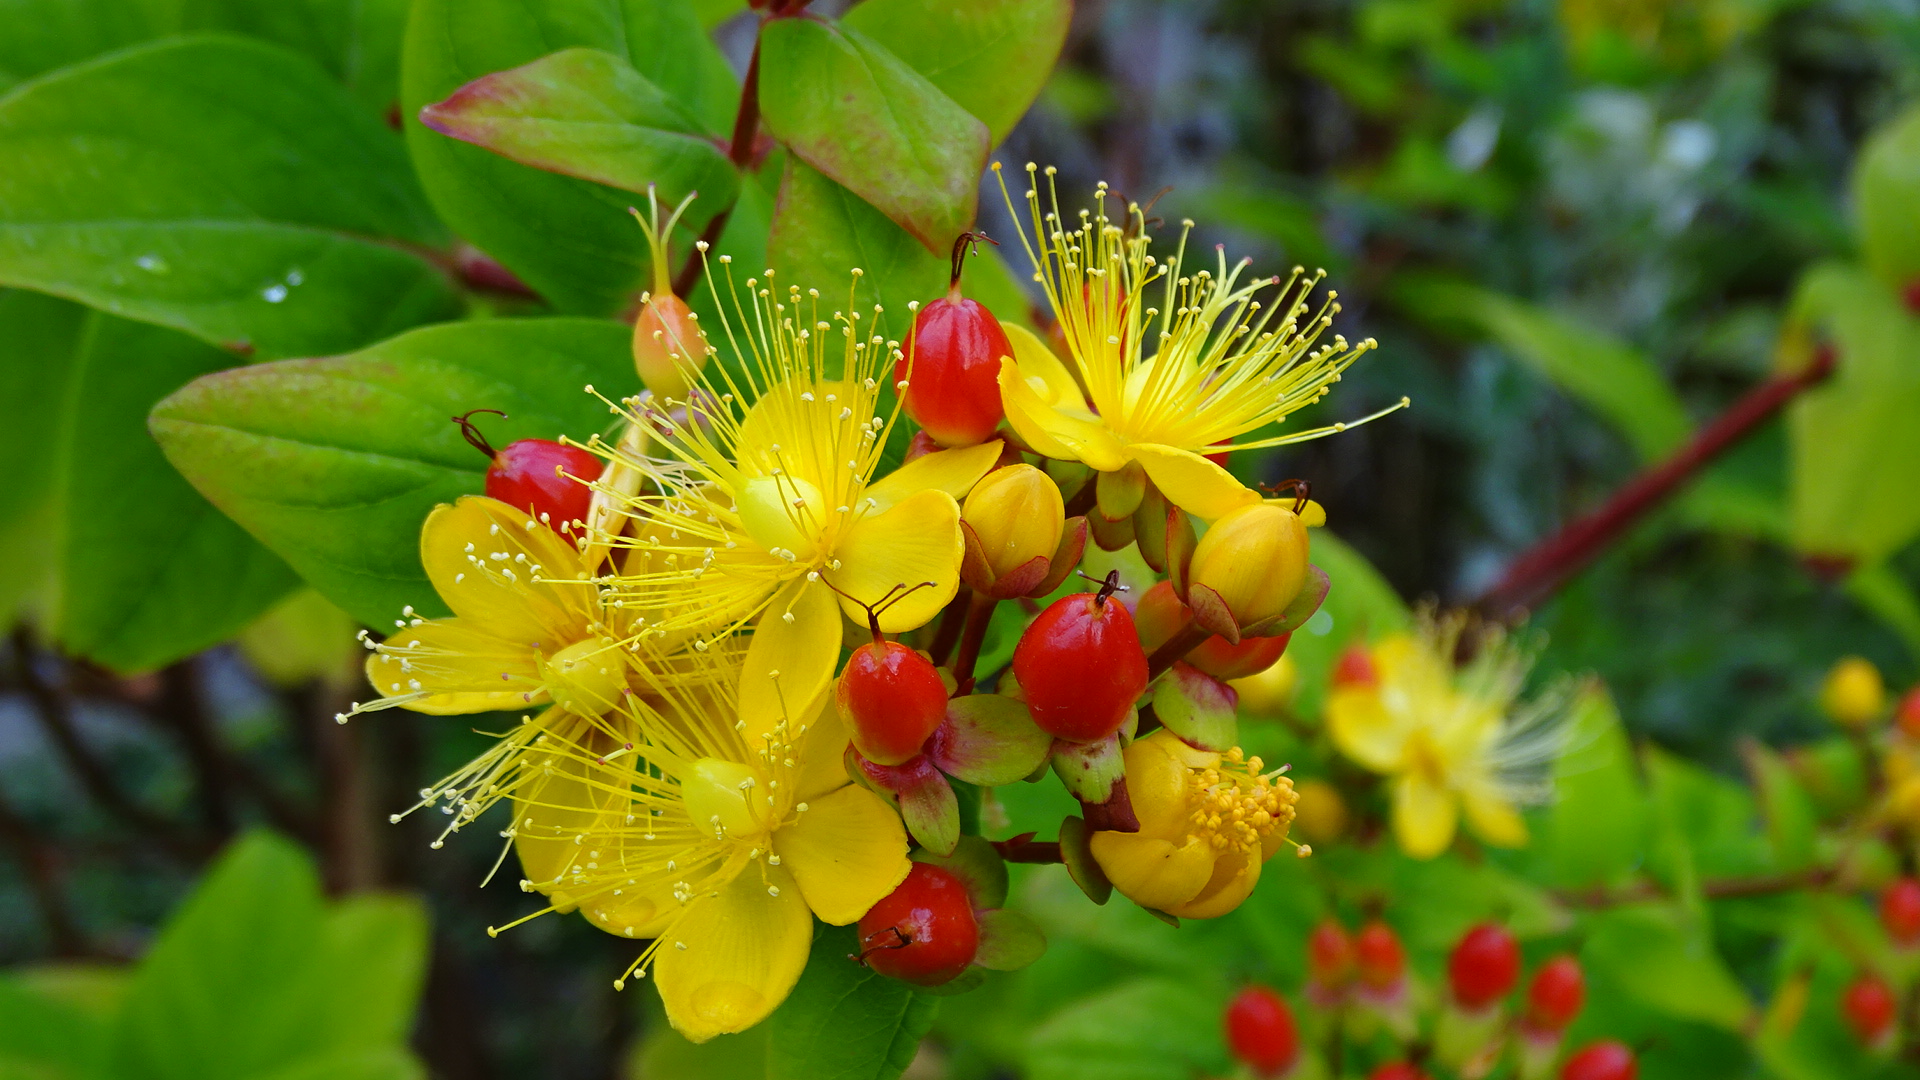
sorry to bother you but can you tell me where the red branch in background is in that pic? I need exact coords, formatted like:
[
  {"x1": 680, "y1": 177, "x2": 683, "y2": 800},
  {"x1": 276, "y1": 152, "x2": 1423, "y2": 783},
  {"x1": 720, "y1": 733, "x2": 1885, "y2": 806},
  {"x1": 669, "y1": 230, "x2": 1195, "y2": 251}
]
[{"x1": 1476, "y1": 348, "x2": 1838, "y2": 620}]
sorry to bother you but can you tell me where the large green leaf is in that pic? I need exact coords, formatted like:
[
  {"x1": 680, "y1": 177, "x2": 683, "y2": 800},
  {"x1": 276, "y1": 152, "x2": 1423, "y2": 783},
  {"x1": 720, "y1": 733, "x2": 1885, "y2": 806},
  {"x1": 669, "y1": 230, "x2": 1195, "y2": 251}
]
[
  {"x1": 55, "y1": 314, "x2": 298, "y2": 672},
  {"x1": 402, "y1": 0, "x2": 736, "y2": 314},
  {"x1": 0, "y1": 37, "x2": 456, "y2": 360},
  {"x1": 758, "y1": 17, "x2": 988, "y2": 252},
  {"x1": 1581, "y1": 903, "x2": 1754, "y2": 1032},
  {"x1": 111, "y1": 832, "x2": 429, "y2": 1080},
  {"x1": 1536, "y1": 684, "x2": 1648, "y2": 889},
  {"x1": 149, "y1": 318, "x2": 636, "y2": 627},
  {"x1": 1852, "y1": 103, "x2": 1920, "y2": 291},
  {"x1": 0, "y1": 972, "x2": 110, "y2": 1080},
  {"x1": 0, "y1": 0, "x2": 175, "y2": 91},
  {"x1": 1785, "y1": 262, "x2": 1920, "y2": 563},
  {"x1": 1745, "y1": 741, "x2": 1818, "y2": 873},
  {"x1": 841, "y1": 0, "x2": 1070, "y2": 145},
  {"x1": 419, "y1": 48, "x2": 738, "y2": 209},
  {"x1": 0, "y1": 288, "x2": 84, "y2": 621},
  {"x1": 764, "y1": 924, "x2": 938, "y2": 1080},
  {"x1": 1024, "y1": 977, "x2": 1231, "y2": 1080},
  {"x1": 766, "y1": 157, "x2": 947, "y2": 330}
]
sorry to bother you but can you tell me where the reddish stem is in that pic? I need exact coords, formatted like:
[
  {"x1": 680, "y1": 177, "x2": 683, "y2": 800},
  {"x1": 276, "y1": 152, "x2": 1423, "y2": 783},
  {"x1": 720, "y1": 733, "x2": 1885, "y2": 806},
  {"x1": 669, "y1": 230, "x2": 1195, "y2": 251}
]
[
  {"x1": 950, "y1": 593, "x2": 999, "y2": 696},
  {"x1": 1477, "y1": 350, "x2": 1837, "y2": 619},
  {"x1": 1145, "y1": 620, "x2": 1211, "y2": 683},
  {"x1": 667, "y1": 36, "x2": 762, "y2": 299},
  {"x1": 992, "y1": 833, "x2": 1064, "y2": 864}
]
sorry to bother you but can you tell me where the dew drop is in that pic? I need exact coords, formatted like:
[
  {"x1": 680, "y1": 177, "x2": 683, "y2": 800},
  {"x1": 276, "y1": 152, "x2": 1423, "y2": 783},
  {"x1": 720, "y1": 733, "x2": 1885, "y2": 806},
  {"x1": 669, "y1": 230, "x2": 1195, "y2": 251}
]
[
  {"x1": 262, "y1": 284, "x2": 289, "y2": 303},
  {"x1": 135, "y1": 254, "x2": 169, "y2": 273}
]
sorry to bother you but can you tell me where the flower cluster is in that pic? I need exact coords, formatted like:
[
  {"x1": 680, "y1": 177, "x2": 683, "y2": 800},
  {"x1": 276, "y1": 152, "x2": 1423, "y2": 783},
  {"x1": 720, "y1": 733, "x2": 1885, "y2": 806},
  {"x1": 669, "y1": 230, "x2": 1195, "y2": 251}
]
[{"x1": 341, "y1": 168, "x2": 1396, "y2": 1040}]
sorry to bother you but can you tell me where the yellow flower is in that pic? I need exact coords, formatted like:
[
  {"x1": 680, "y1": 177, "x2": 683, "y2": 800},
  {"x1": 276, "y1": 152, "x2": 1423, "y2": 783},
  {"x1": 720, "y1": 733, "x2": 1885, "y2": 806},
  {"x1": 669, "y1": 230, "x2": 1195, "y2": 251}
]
[
  {"x1": 1821, "y1": 656, "x2": 1886, "y2": 729},
  {"x1": 992, "y1": 163, "x2": 1404, "y2": 520},
  {"x1": 1089, "y1": 729, "x2": 1298, "y2": 918},
  {"x1": 598, "y1": 268, "x2": 1002, "y2": 743},
  {"x1": 495, "y1": 656, "x2": 909, "y2": 1043},
  {"x1": 1327, "y1": 615, "x2": 1573, "y2": 859}
]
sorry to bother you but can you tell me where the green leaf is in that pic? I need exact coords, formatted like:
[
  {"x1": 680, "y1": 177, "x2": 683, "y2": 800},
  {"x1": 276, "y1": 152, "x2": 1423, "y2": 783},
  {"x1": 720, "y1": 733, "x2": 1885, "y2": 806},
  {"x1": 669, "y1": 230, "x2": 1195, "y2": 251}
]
[
  {"x1": 149, "y1": 318, "x2": 635, "y2": 627},
  {"x1": 1024, "y1": 977, "x2": 1230, "y2": 1080},
  {"x1": 1844, "y1": 562, "x2": 1920, "y2": 661},
  {"x1": 0, "y1": 37, "x2": 456, "y2": 359},
  {"x1": 402, "y1": 0, "x2": 736, "y2": 314},
  {"x1": 840, "y1": 0, "x2": 1070, "y2": 145},
  {"x1": 0, "y1": 0, "x2": 175, "y2": 91},
  {"x1": 767, "y1": 157, "x2": 947, "y2": 323},
  {"x1": 55, "y1": 313, "x2": 298, "y2": 672},
  {"x1": 1538, "y1": 684, "x2": 1648, "y2": 889},
  {"x1": 0, "y1": 289, "x2": 85, "y2": 622},
  {"x1": 1581, "y1": 903, "x2": 1754, "y2": 1032},
  {"x1": 246, "y1": 1048, "x2": 424, "y2": 1080},
  {"x1": 1851, "y1": 103, "x2": 1920, "y2": 291},
  {"x1": 1744, "y1": 740, "x2": 1819, "y2": 873},
  {"x1": 1785, "y1": 262, "x2": 1920, "y2": 563},
  {"x1": 180, "y1": 0, "x2": 412, "y2": 120},
  {"x1": 765, "y1": 923, "x2": 939, "y2": 1080},
  {"x1": 306, "y1": 895, "x2": 430, "y2": 1050},
  {"x1": 0, "y1": 972, "x2": 111, "y2": 1080},
  {"x1": 1280, "y1": 530, "x2": 1410, "y2": 718},
  {"x1": 758, "y1": 17, "x2": 988, "y2": 251},
  {"x1": 419, "y1": 48, "x2": 738, "y2": 210}
]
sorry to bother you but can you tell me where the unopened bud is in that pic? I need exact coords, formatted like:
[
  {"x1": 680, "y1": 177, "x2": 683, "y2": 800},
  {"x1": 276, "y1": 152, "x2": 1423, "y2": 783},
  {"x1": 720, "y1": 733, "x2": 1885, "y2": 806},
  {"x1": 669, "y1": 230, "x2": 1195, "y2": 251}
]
[
  {"x1": 1821, "y1": 656, "x2": 1886, "y2": 729},
  {"x1": 963, "y1": 464, "x2": 1064, "y2": 580},
  {"x1": 1188, "y1": 503, "x2": 1308, "y2": 629},
  {"x1": 632, "y1": 291, "x2": 709, "y2": 401}
]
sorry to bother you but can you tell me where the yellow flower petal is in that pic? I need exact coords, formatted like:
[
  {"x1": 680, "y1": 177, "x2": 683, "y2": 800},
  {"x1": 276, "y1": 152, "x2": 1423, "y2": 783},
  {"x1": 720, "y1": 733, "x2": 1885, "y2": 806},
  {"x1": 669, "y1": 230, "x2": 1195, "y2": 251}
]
[
  {"x1": 1392, "y1": 770, "x2": 1458, "y2": 860},
  {"x1": 366, "y1": 619, "x2": 543, "y2": 714},
  {"x1": 655, "y1": 860, "x2": 812, "y2": 1043},
  {"x1": 997, "y1": 354, "x2": 1129, "y2": 471},
  {"x1": 1461, "y1": 784, "x2": 1529, "y2": 849},
  {"x1": 420, "y1": 496, "x2": 597, "y2": 645},
  {"x1": 862, "y1": 442, "x2": 1004, "y2": 516},
  {"x1": 1127, "y1": 443, "x2": 1260, "y2": 522},
  {"x1": 793, "y1": 699, "x2": 854, "y2": 803},
  {"x1": 738, "y1": 577, "x2": 844, "y2": 745},
  {"x1": 831, "y1": 489, "x2": 964, "y2": 633},
  {"x1": 1088, "y1": 830, "x2": 1216, "y2": 911},
  {"x1": 1118, "y1": 734, "x2": 1196, "y2": 842},
  {"x1": 1326, "y1": 686, "x2": 1411, "y2": 774},
  {"x1": 509, "y1": 713, "x2": 620, "y2": 913},
  {"x1": 1004, "y1": 323, "x2": 1086, "y2": 407},
  {"x1": 1165, "y1": 849, "x2": 1260, "y2": 920},
  {"x1": 773, "y1": 785, "x2": 911, "y2": 925}
]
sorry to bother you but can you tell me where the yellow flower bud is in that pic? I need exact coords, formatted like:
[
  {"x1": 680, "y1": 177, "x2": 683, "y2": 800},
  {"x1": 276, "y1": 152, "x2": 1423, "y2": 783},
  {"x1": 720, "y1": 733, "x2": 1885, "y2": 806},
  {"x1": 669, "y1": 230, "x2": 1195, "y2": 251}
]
[
  {"x1": 1892, "y1": 775, "x2": 1920, "y2": 830},
  {"x1": 1821, "y1": 656, "x2": 1886, "y2": 729},
  {"x1": 539, "y1": 636, "x2": 628, "y2": 717},
  {"x1": 1187, "y1": 503, "x2": 1308, "y2": 629},
  {"x1": 962, "y1": 464, "x2": 1064, "y2": 580},
  {"x1": 1230, "y1": 654, "x2": 1298, "y2": 718},
  {"x1": 1089, "y1": 730, "x2": 1297, "y2": 919},
  {"x1": 1292, "y1": 779, "x2": 1349, "y2": 845}
]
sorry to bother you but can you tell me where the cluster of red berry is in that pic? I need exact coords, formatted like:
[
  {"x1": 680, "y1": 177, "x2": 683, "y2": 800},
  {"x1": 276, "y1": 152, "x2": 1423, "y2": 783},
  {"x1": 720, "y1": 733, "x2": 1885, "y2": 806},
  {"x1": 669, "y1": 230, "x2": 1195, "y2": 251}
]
[
  {"x1": 1221, "y1": 919, "x2": 1636, "y2": 1080},
  {"x1": 1840, "y1": 875, "x2": 1920, "y2": 1049}
]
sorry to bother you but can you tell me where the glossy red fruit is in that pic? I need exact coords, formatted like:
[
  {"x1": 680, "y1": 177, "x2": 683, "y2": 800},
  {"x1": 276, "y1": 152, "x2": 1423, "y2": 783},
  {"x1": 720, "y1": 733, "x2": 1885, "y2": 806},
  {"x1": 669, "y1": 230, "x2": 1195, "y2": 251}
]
[
  {"x1": 456, "y1": 410, "x2": 603, "y2": 539},
  {"x1": 1368, "y1": 1063, "x2": 1428, "y2": 1080},
  {"x1": 856, "y1": 862, "x2": 979, "y2": 987},
  {"x1": 1224, "y1": 986, "x2": 1298, "y2": 1076},
  {"x1": 1013, "y1": 580, "x2": 1148, "y2": 742},
  {"x1": 1450, "y1": 923, "x2": 1522, "y2": 1009},
  {"x1": 1354, "y1": 920, "x2": 1406, "y2": 991},
  {"x1": 1561, "y1": 1041, "x2": 1636, "y2": 1080},
  {"x1": 1308, "y1": 919, "x2": 1356, "y2": 987},
  {"x1": 1134, "y1": 581, "x2": 1290, "y2": 680},
  {"x1": 1898, "y1": 686, "x2": 1920, "y2": 739},
  {"x1": 839, "y1": 641, "x2": 949, "y2": 766},
  {"x1": 1525, "y1": 955, "x2": 1586, "y2": 1031},
  {"x1": 1331, "y1": 645, "x2": 1377, "y2": 689},
  {"x1": 897, "y1": 235, "x2": 1010, "y2": 447},
  {"x1": 1881, "y1": 877, "x2": 1920, "y2": 947},
  {"x1": 1842, "y1": 973, "x2": 1897, "y2": 1045}
]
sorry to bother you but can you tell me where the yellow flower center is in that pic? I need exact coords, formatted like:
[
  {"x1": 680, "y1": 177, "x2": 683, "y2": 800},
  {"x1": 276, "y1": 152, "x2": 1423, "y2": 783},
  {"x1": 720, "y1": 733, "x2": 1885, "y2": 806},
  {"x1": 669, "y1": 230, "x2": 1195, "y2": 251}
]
[
  {"x1": 680, "y1": 757, "x2": 770, "y2": 840},
  {"x1": 540, "y1": 636, "x2": 627, "y2": 717},
  {"x1": 1184, "y1": 747, "x2": 1297, "y2": 855},
  {"x1": 735, "y1": 474, "x2": 829, "y2": 563}
]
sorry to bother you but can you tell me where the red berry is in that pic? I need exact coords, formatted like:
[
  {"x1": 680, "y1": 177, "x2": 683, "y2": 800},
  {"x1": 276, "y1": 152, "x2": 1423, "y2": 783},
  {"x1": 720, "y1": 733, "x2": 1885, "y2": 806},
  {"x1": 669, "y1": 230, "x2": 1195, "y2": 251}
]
[
  {"x1": 1449, "y1": 923, "x2": 1522, "y2": 1009},
  {"x1": 856, "y1": 862, "x2": 979, "y2": 987},
  {"x1": 1525, "y1": 955, "x2": 1586, "y2": 1031},
  {"x1": 1842, "y1": 973, "x2": 1897, "y2": 1045},
  {"x1": 1354, "y1": 920, "x2": 1405, "y2": 991},
  {"x1": 1013, "y1": 585, "x2": 1148, "y2": 742},
  {"x1": 1881, "y1": 877, "x2": 1920, "y2": 947},
  {"x1": 1898, "y1": 686, "x2": 1920, "y2": 738},
  {"x1": 1368, "y1": 1063, "x2": 1428, "y2": 1080},
  {"x1": 1331, "y1": 645, "x2": 1377, "y2": 689},
  {"x1": 1903, "y1": 279, "x2": 1920, "y2": 315},
  {"x1": 455, "y1": 410, "x2": 603, "y2": 540},
  {"x1": 1134, "y1": 581, "x2": 1290, "y2": 680},
  {"x1": 1561, "y1": 1041, "x2": 1636, "y2": 1080},
  {"x1": 1224, "y1": 986, "x2": 1298, "y2": 1077},
  {"x1": 897, "y1": 293, "x2": 1009, "y2": 448},
  {"x1": 1308, "y1": 919, "x2": 1356, "y2": 986},
  {"x1": 838, "y1": 641, "x2": 949, "y2": 766}
]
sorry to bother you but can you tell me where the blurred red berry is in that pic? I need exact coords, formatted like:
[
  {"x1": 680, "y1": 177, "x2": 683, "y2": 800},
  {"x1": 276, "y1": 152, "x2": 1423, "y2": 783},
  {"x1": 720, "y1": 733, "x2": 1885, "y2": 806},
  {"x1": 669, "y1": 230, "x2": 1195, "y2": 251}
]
[
  {"x1": 1449, "y1": 923, "x2": 1521, "y2": 1009},
  {"x1": 1331, "y1": 645, "x2": 1377, "y2": 689},
  {"x1": 1307, "y1": 919, "x2": 1356, "y2": 987},
  {"x1": 1898, "y1": 686, "x2": 1920, "y2": 738},
  {"x1": 1524, "y1": 954, "x2": 1586, "y2": 1031},
  {"x1": 1368, "y1": 1063, "x2": 1428, "y2": 1080},
  {"x1": 1841, "y1": 973, "x2": 1897, "y2": 1045},
  {"x1": 1882, "y1": 878, "x2": 1920, "y2": 947},
  {"x1": 1561, "y1": 1040, "x2": 1637, "y2": 1080},
  {"x1": 1224, "y1": 986, "x2": 1298, "y2": 1076},
  {"x1": 1904, "y1": 279, "x2": 1920, "y2": 315},
  {"x1": 1355, "y1": 919, "x2": 1406, "y2": 990}
]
